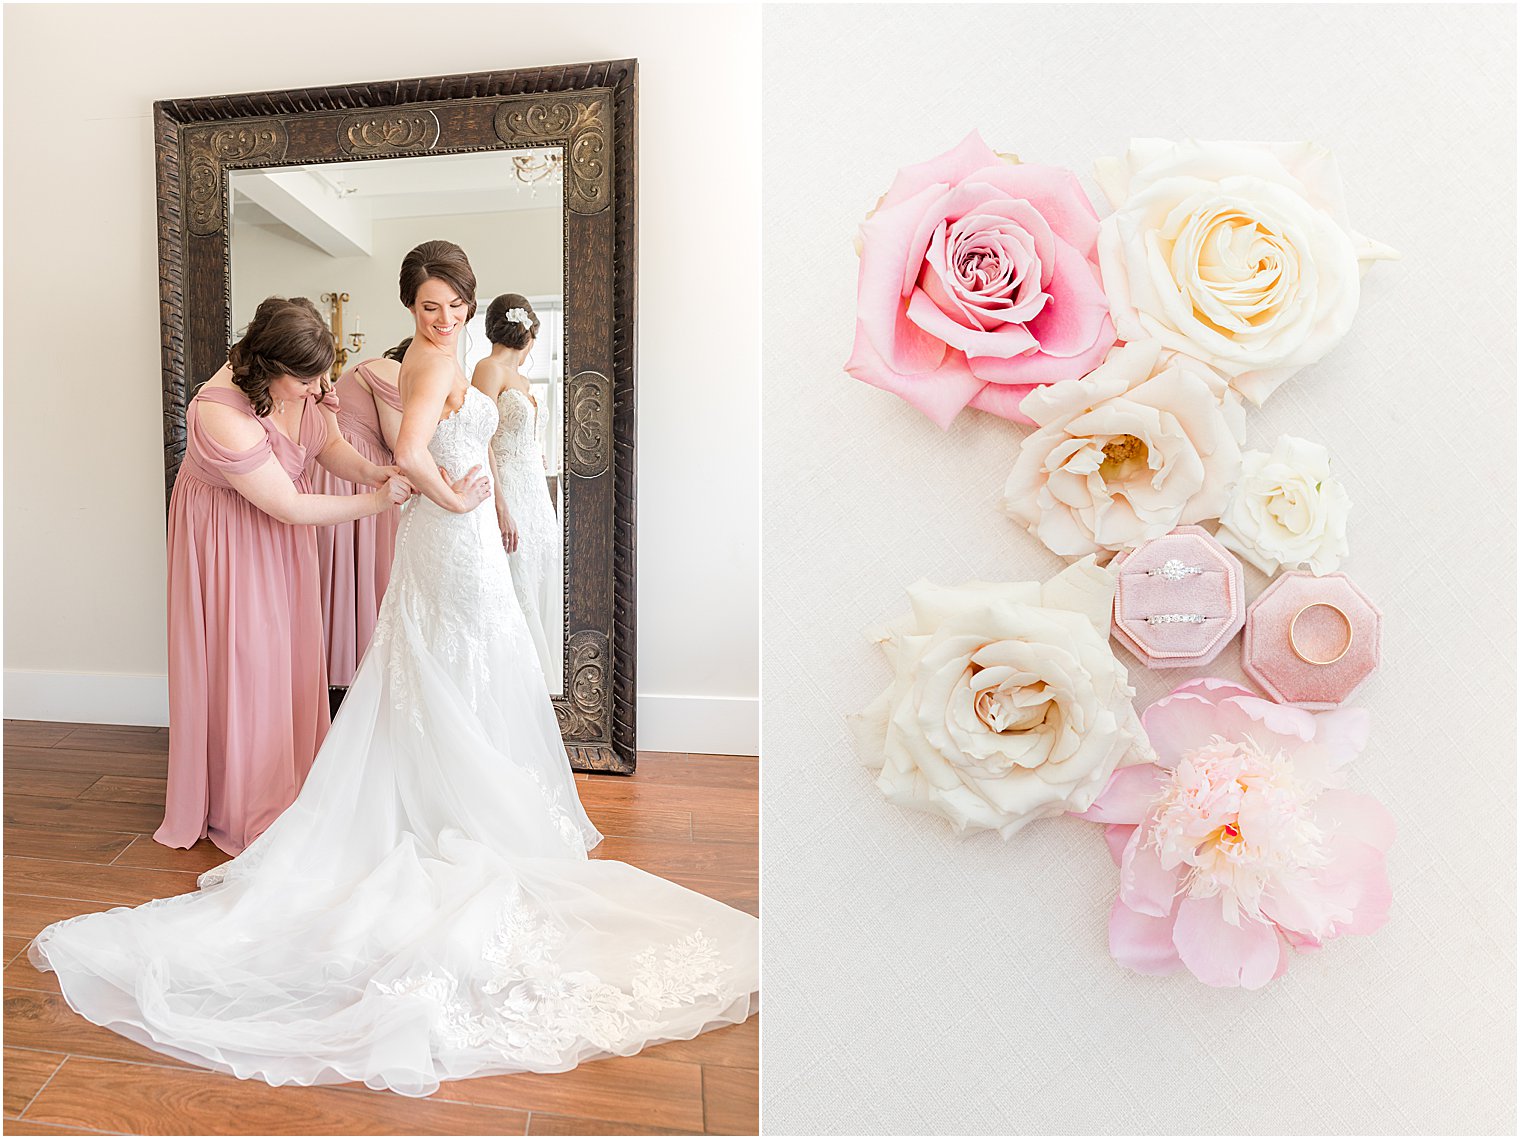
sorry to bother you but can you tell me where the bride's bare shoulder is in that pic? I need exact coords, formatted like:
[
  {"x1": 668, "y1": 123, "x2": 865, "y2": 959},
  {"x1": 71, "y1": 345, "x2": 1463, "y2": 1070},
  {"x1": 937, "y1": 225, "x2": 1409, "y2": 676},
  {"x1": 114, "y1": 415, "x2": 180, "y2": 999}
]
[
  {"x1": 471, "y1": 356, "x2": 507, "y2": 398},
  {"x1": 399, "y1": 349, "x2": 455, "y2": 401}
]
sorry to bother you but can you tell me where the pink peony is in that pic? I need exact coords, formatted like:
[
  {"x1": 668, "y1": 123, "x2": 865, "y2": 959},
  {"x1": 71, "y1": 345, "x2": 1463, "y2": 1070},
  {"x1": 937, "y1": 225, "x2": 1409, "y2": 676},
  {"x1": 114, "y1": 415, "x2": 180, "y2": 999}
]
[
  {"x1": 1079, "y1": 678, "x2": 1393, "y2": 989},
  {"x1": 847, "y1": 131, "x2": 1116, "y2": 428}
]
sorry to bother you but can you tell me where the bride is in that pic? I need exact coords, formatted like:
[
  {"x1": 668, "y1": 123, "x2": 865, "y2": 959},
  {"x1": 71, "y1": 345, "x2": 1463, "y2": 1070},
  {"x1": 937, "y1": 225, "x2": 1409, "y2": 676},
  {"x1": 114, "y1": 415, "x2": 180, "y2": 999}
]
[{"x1": 29, "y1": 240, "x2": 759, "y2": 1097}]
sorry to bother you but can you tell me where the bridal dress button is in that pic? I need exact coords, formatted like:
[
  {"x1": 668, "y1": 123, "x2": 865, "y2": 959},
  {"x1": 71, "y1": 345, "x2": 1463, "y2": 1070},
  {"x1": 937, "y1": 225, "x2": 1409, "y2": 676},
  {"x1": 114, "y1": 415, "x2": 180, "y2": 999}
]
[
  {"x1": 32, "y1": 385, "x2": 759, "y2": 1096},
  {"x1": 155, "y1": 385, "x2": 332, "y2": 857},
  {"x1": 489, "y1": 387, "x2": 562, "y2": 681},
  {"x1": 313, "y1": 361, "x2": 405, "y2": 686}
]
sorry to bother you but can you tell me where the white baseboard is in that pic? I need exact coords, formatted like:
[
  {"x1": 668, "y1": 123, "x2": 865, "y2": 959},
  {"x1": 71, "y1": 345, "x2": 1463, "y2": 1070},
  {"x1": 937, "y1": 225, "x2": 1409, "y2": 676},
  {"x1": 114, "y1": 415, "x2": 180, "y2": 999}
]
[
  {"x1": 4, "y1": 670, "x2": 758, "y2": 757},
  {"x1": 4, "y1": 670, "x2": 170, "y2": 727},
  {"x1": 635, "y1": 694, "x2": 759, "y2": 756}
]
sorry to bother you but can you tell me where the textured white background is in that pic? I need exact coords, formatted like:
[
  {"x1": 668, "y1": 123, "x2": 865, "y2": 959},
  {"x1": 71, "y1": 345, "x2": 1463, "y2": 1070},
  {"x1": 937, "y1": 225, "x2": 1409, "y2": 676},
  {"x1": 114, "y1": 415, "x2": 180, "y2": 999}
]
[{"x1": 760, "y1": 4, "x2": 1516, "y2": 1134}]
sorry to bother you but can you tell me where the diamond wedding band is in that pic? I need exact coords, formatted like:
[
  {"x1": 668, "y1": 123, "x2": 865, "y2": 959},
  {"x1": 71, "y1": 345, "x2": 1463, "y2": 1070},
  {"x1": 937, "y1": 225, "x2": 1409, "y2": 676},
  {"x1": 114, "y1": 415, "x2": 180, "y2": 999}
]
[
  {"x1": 1145, "y1": 613, "x2": 1208, "y2": 625},
  {"x1": 1147, "y1": 559, "x2": 1204, "y2": 582}
]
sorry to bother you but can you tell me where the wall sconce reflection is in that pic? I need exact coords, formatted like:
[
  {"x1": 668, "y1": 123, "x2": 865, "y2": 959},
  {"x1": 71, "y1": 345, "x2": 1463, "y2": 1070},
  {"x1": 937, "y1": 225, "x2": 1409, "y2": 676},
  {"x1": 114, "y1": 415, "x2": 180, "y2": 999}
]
[{"x1": 321, "y1": 290, "x2": 365, "y2": 381}]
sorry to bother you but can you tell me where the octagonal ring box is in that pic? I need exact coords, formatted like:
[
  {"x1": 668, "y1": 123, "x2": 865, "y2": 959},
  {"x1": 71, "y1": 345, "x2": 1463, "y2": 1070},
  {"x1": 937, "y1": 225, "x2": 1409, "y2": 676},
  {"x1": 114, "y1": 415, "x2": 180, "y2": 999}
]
[
  {"x1": 1109, "y1": 526, "x2": 1245, "y2": 669},
  {"x1": 1244, "y1": 571, "x2": 1382, "y2": 709}
]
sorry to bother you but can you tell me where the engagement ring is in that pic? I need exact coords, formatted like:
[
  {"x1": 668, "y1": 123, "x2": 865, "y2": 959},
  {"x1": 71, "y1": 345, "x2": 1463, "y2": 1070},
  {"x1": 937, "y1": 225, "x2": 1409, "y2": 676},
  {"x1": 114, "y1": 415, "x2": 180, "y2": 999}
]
[{"x1": 1147, "y1": 559, "x2": 1205, "y2": 582}]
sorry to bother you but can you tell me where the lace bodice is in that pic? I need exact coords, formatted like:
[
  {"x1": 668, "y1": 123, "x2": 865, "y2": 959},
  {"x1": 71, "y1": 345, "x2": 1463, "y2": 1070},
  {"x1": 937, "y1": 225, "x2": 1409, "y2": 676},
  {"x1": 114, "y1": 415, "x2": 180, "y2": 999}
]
[
  {"x1": 430, "y1": 385, "x2": 501, "y2": 477},
  {"x1": 489, "y1": 388, "x2": 542, "y2": 466}
]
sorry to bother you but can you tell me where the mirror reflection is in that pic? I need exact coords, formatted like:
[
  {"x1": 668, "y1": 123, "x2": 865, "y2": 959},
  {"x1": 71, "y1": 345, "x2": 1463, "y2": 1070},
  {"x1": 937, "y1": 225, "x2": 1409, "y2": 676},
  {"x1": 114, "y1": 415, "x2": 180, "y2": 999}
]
[{"x1": 229, "y1": 150, "x2": 566, "y2": 696}]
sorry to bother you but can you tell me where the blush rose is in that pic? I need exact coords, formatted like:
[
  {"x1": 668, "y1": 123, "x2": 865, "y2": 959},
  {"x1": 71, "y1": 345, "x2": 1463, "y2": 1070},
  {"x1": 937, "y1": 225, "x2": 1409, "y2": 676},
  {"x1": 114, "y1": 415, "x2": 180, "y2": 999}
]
[{"x1": 848, "y1": 131, "x2": 1117, "y2": 428}]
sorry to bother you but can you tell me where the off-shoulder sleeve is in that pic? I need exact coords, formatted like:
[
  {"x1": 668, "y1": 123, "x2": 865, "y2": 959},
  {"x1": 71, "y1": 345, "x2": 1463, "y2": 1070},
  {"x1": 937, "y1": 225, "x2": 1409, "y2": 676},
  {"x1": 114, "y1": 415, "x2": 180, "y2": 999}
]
[
  {"x1": 187, "y1": 400, "x2": 274, "y2": 476},
  {"x1": 320, "y1": 388, "x2": 342, "y2": 413},
  {"x1": 357, "y1": 363, "x2": 403, "y2": 412}
]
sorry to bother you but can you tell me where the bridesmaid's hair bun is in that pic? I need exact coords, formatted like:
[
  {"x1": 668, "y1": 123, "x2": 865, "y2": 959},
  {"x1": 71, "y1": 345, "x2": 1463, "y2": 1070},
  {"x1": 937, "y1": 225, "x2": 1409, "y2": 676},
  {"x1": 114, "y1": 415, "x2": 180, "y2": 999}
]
[
  {"x1": 484, "y1": 294, "x2": 539, "y2": 350},
  {"x1": 383, "y1": 337, "x2": 412, "y2": 362},
  {"x1": 399, "y1": 240, "x2": 478, "y2": 320},
  {"x1": 228, "y1": 296, "x2": 335, "y2": 417}
]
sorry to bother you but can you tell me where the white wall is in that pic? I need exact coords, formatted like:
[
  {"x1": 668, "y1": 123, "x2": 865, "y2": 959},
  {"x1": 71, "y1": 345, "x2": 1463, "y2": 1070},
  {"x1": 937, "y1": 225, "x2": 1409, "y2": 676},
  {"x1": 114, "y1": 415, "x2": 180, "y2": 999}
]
[{"x1": 2, "y1": 3, "x2": 760, "y2": 754}]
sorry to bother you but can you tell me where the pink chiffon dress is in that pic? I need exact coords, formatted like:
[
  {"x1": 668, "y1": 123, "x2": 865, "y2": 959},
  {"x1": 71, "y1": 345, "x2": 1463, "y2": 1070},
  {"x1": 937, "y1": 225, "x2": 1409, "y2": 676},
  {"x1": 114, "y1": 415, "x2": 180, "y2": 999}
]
[
  {"x1": 313, "y1": 361, "x2": 403, "y2": 686},
  {"x1": 155, "y1": 385, "x2": 333, "y2": 856}
]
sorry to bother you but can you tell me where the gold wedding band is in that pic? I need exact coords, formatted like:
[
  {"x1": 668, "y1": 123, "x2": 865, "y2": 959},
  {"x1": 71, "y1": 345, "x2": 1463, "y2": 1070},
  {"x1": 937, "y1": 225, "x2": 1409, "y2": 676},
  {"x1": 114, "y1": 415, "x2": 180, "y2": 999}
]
[{"x1": 1288, "y1": 602, "x2": 1353, "y2": 666}]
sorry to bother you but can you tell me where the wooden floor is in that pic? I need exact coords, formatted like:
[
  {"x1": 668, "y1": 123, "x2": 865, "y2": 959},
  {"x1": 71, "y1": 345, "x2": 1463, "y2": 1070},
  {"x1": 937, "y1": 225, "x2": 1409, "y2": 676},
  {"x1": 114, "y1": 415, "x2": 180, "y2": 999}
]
[{"x1": 1, "y1": 721, "x2": 758, "y2": 1136}]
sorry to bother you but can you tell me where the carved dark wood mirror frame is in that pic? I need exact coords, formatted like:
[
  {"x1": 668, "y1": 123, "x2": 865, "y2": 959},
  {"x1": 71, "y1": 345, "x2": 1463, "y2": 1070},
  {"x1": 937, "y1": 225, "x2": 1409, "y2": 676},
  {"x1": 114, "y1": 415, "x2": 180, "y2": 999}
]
[{"x1": 153, "y1": 60, "x2": 639, "y2": 773}]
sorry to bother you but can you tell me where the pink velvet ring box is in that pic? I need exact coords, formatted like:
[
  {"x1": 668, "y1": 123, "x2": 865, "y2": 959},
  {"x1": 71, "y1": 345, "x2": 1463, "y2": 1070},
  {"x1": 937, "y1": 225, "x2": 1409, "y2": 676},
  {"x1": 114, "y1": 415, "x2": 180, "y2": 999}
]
[
  {"x1": 1243, "y1": 571, "x2": 1382, "y2": 709},
  {"x1": 1109, "y1": 526, "x2": 1245, "y2": 669}
]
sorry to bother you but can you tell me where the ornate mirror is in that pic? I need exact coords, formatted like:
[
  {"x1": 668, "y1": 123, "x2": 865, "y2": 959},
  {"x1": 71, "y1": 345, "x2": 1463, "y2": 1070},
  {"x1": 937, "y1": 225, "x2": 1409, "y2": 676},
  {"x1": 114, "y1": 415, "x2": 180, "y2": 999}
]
[{"x1": 154, "y1": 61, "x2": 638, "y2": 772}]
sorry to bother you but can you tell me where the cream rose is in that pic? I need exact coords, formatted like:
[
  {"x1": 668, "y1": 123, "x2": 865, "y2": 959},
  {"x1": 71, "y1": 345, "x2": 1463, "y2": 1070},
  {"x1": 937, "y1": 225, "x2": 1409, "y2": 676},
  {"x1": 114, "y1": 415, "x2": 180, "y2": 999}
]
[
  {"x1": 1003, "y1": 340, "x2": 1244, "y2": 558},
  {"x1": 1094, "y1": 139, "x2": 1399, "y2": 405},
  {"x1": 1216, "y1": 435, "x2": 1351, "y2": 575},
  {"x1": 850, "y1": 558, "x2": 1153, "y2": 838}
]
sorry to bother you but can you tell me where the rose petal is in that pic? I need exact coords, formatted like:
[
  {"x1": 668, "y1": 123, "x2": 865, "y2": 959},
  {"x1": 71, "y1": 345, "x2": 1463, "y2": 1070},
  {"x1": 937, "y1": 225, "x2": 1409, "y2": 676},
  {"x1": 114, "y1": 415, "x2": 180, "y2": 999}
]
[
  {"x1": 957, "y1": 162, "x2": 1103, "y2": 255},
  {"x1": 967, "y1": 311, "x2": 1117, "y2": 389},
  {"x1": 845, "y1": 320, "x2": 983, "y2": 430},
  {"x1": 1322, "y1": 836, "x2": 1393, "y2": 936},
  {"x1": 1103, "y1": 823, "x2": 1136, "y2": 865},
  {"x1": 1109, "y1": 894, "x2": 1183, "y2": 976},
  {"x1": 856, "y1": 183, "x2": 958, "y2": 375},
  {"x1": 1315, "y1": 789, "x2": 1396, "y2": 853},
  {"x1": 1017, "y1": 239, "x2": 1113, "y2": 357},
  {"x1": 1078, "y1": 763, "x2": 1167, "y2": 825},
  {"x1": 968, "y1": 381, "x2": 1044, "y2": 425},
  {"x1": 878, "y1": 130, "x2": 1003, "y2": 212},
  {"x1": 1219, "y1": 692, "x2": 1318, "y2": 744},
  {"x1": 1139, "y1": 680, "x2": 1255, "y2": 766},
  {"x1": 1119, "y1": 823, "x2": 1178, "y2": 918},
  {"x1": 1310, "y1": 707, "x2": 1371, "y2": 769},
  {"x1": 1172, "y1": 894, "x2": 1283, "y2": 989},
  {"x1": 907, "y1": 286, "x2": 1040, "y2": 359}
]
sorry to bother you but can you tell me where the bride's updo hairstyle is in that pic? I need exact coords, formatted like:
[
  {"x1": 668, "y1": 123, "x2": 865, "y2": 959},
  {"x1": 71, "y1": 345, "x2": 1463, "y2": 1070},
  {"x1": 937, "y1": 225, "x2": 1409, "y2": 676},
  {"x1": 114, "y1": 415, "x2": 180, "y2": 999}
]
[
  {"x1": 228, "y1": 296, "x2": 336, "y2": 417},
  {"x1": 382, "y1": 337, "x2": 412, "y2": 362},
  {"x1": 484, "y1": 293, "x2": 540, "y2": 350},
  {"x1": 399, "y1": 239, "x2": 478, "y2": 319}
]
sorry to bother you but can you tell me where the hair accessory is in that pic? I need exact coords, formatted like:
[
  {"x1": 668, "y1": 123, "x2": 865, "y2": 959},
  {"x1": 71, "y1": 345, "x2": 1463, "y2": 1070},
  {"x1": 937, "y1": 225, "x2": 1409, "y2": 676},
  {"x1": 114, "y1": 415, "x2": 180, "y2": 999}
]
[
  {"x1": 1147, "y1": 559, "x2": 1205, "y2": 581},
  {"x1": 1145, "y1": 613, "x2": 1207, "y2": 625},
  {"x1": 505, "y1": 307, "x2": 532, "y2": 329},
  {"x1": 1288, "y1": 602, "x2": 1354, "y2": 665}
]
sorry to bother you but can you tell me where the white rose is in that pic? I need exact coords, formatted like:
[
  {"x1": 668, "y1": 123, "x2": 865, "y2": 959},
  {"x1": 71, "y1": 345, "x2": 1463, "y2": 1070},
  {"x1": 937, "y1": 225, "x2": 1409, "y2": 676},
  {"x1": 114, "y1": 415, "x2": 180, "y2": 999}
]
[
  {"x1": 1003, "y1": 340, "x2": 1244, "y2": 558},
  {"x1": 1094, "y1": 139, "x2": 1399, "y2": 405},
  {"x1": 850, "y1": 557, "x2": 1153, "y2": 838},
  {"x1": 1216, "y1": 435, "x2": 1351, "y2": 575}
]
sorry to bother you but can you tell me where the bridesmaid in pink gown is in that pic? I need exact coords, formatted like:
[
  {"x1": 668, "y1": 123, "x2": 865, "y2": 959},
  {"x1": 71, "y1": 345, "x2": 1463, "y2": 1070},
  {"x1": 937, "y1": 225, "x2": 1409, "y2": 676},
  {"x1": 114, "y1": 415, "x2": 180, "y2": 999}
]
[
  {"x1": 157, "y1": 297, "x2": 412, "y2": 856},
  {"x1": 312, "y1": 338, "x2": 410, "y2": 686}
]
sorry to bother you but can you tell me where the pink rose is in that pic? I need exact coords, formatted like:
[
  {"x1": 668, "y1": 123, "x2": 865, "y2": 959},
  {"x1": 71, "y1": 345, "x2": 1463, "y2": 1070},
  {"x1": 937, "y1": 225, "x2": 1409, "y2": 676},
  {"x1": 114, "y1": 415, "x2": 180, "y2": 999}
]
[
  {"x1": 1080, "y1": 678, "x2": 1394, "y2": 989},
  {"x1": 847, "y1": 131, "x2": 1117, "y2": 428}
]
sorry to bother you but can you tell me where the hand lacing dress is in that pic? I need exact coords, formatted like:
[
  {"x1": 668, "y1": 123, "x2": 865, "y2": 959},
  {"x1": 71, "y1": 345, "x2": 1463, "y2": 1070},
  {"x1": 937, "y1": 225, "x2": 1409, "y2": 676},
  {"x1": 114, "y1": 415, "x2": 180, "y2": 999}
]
[
  {"x1": 31, "y1": 386, "x2": 759, "y2": 1096},
  {"x1": 489, "y1": 387, "x2": 562, "y2": 683},
  {"x1": 313, "y1": 361, "x2": 405, "y2": 687}
]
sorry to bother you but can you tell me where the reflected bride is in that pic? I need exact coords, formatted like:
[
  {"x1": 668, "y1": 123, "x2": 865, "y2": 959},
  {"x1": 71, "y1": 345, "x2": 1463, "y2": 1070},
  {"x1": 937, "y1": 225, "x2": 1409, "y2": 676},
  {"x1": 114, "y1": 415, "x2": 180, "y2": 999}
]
[
  {"x1": 29, "y1": 240, "x2": 759, "y2": 1096},
  {"x1": 473, "y1": 293, "x2": 562, "y2": 683}
]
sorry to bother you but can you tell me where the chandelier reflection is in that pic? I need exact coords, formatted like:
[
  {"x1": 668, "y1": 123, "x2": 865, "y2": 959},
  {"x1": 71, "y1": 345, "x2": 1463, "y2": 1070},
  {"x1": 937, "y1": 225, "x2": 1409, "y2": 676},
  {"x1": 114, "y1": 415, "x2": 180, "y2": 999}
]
[{"x1": 511, "y1": 151, "x2": 564, "y2": 195}]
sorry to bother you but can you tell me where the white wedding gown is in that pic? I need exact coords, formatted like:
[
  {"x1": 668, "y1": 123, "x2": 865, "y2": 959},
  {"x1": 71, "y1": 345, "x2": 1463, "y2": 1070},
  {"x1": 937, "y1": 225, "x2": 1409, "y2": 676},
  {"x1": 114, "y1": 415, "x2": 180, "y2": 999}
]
[
  {"x1": 490, "y1": 387, "x2": 562, "y2": 684},
  {"x1": 29, "y1": 387, "x2": 758, "y2": 1097}
]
